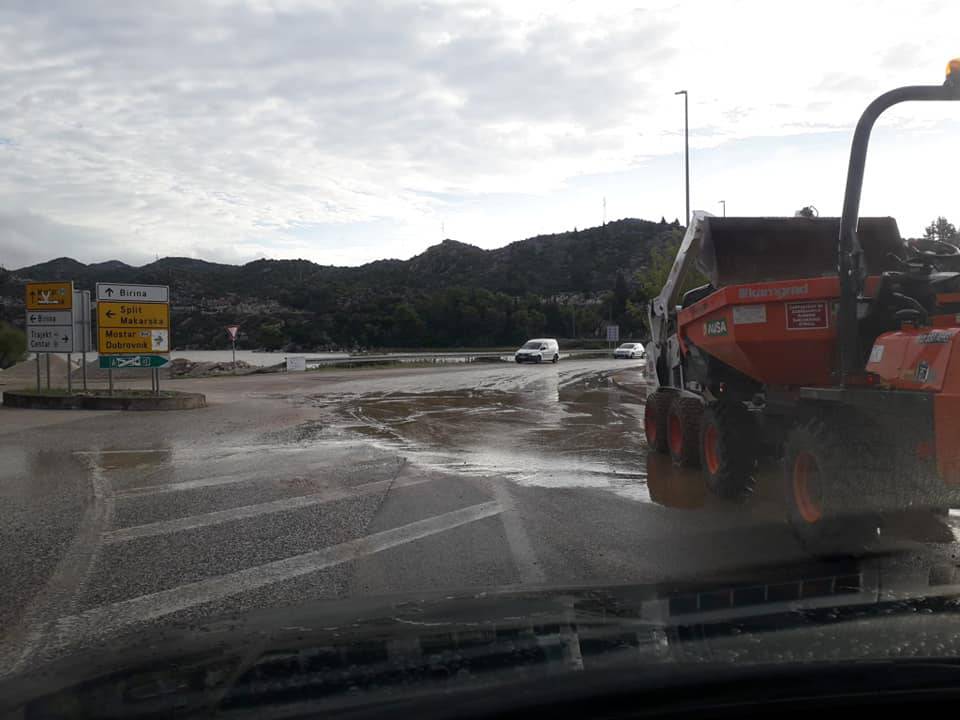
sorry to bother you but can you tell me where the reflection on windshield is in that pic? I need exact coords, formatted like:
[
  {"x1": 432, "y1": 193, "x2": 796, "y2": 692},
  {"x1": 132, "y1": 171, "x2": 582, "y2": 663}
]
[{"x1": 3, "y1": 2, "x2": 960, "y2": 715}]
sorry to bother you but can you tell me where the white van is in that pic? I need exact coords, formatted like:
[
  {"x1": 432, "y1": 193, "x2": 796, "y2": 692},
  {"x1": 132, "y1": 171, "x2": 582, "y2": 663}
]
[{"x1": 514, "y1": 338, "x2": 560, "y2": 364}]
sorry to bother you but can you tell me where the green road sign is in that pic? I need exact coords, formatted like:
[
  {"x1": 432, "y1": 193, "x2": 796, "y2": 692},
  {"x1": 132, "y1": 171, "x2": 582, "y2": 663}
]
[{"x1": 99, "y1": 355, "x2": 170, "y2": 370}]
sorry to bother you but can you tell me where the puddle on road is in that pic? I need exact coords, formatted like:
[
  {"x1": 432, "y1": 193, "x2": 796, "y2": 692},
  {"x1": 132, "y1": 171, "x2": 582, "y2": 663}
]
[{"x1": 308, "y1": 365, "x2": 670, "y2": 505}]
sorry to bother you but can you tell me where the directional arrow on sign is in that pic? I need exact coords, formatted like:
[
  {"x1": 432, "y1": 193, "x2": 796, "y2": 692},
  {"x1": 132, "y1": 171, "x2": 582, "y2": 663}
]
[
  {"x1": 154, "y1": 334, "x2": 164, "y2": 344},
  {"x1": 105, "y1": 309, "x2": 116, "y2": 319},
  {"x1": 104, "y1": 287, "x2": 114, "y2": 297}
]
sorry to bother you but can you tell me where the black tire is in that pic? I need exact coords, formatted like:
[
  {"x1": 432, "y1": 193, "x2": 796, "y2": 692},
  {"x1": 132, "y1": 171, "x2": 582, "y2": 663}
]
[
  {"x1": 699, "y1": 401, "x2": 757, "y2": 501},
  {"x1": 536, "y1": 355, "x2": 543, "y2": 364},
  {"x1": 644, "y1": 389, "x2": 677, "y2": 454},
  {"x1": 552, "y1": 354, "x2": 559, "y2": 364},
  {"x1": 783, "y1": 419, "x2": 880, "y2": 557},
  {"x1": 667, "y1": 395, "x2": 703, "y2": 468}
]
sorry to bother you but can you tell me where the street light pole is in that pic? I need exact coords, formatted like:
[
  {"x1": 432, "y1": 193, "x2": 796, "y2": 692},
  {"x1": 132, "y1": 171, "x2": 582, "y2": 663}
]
[
  {"x1": 719, "y1": 199, "x2": 726, "y2": 217},
  {"x1": 675, "y1": 90, "x2": 689, "y2": 224}
]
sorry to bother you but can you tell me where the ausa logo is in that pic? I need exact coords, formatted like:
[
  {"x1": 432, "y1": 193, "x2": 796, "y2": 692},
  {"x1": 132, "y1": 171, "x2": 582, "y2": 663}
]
[{"x1": 704, "y1": 318, "x2": 728, "y2": 337}]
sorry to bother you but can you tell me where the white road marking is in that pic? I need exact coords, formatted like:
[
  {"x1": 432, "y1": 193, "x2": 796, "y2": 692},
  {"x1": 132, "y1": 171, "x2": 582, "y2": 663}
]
[
  {"x1": 487, "y1": 480, "x2": 546, "y2": 585},
  {"x1": 72, "y1": 445, "x2": 326, "y2": 458},
  {"x1": 114, "y1": 458, "x2": 401, "y2": 498},
  {"x1": 113, "y1": 470, "x2": 272, "y2": 497},
  {"x1": 1, "y1": 455, "x2": 114, "y2": 678},
  {"x1": 103, "y1": 475, "x2": 437, "y2": 544},
  {"x1": 72, "y1": 449, "x2": 173, "y2": 455},
  {"x1": 48, "y1": 501, "x2": 502, "y2": 647}
]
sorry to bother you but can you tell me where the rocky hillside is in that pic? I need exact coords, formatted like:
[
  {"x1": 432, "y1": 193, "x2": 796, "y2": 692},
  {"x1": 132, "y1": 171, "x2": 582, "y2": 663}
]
[{"x1": 2, "y1": 218, "x2": 682, "y2": 350}]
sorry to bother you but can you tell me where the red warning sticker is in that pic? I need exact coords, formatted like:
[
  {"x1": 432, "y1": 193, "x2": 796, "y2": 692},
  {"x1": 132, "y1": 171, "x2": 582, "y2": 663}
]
[{"x1": 786, "y1": 301, "x2": 828, "y2": 330}]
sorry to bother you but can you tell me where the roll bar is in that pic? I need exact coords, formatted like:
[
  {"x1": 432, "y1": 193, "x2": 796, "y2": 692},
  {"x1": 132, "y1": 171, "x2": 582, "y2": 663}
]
[{"x1": 838, "y1": 74, "x2": 960, "y2": 382}]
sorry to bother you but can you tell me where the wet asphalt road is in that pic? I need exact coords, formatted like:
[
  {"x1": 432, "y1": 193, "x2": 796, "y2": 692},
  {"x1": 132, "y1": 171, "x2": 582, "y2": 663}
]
[{"x1": 1, "y1": 358, "x2": 958, "y2": 673}]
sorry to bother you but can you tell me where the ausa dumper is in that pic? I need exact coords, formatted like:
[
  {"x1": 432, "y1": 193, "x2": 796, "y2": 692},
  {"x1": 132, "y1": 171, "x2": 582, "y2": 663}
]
[{"x1": 645, "y1": 60, "x2": 960, "y2": 553}]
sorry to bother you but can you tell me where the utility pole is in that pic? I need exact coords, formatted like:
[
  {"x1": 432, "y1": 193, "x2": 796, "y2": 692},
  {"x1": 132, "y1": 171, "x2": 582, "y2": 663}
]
[
  {"x1": 602, "y1": 197, "x2": 607, "y2": 226},
  {"x1": 719, "y1": 199, "x2": 726, "y2": 217},
  {"x1": 675, "y1": 90, "x2": 690, "y2": 224}
]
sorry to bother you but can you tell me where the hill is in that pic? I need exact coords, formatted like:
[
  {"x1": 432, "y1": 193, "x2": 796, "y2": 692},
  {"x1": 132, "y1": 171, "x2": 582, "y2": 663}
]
[{"x1": 2, "y1": 218, "x2": 682, "y2": 350}]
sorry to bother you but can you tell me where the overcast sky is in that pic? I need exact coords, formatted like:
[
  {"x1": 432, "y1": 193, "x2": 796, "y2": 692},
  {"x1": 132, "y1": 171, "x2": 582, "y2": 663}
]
[{"x1": 1, "y1": 0, "x2": 958, "y2": 269}]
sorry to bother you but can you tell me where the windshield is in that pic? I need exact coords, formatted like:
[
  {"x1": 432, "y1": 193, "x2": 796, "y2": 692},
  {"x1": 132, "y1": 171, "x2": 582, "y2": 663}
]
[{"x1": 2, "y1": 2, "x2": 960, "y2": 716}]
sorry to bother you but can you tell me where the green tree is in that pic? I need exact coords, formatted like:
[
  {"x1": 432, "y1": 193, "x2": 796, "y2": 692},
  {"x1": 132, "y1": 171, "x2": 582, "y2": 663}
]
[
  {"x1": 257, "y1": 323, "x2": 285, "y2": 351},
  {"x1": 391, "y1": 302, "x2": 426, "y2": 345},
  {"x1": 635, "y1": 230, "x2": 707, "y2": 302},
  {"x1": 612, "y1": 271, "x2": 629, "y2": 318},
  {"x1": 623, "y1": 299, "x2": 648, "y2": 336},
  {"x1": 0, "y1": 321, "x2": 26, "y2": 369},
  {"x1": 924, "y1": 216, "x2": 958, "y2": 243}
]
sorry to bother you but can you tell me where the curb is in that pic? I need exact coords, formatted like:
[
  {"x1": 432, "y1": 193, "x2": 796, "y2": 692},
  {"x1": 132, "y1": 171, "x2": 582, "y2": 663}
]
[{"x1": 1, "y1": 391, "x2": 207, "y2": 411}]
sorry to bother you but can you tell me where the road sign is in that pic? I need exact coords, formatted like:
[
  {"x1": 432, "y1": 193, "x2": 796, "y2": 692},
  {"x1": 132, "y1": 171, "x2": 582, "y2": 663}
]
[
  {"x1": 98, "y1": 328, "x2": 169, "y2": 354},
  {"x1": 606, "y1": 325, "x2": 620, "y2": 343},
  {"x1": 26, "y1": 281, "x2": 73, "y2": 311},
  {"x1": 73, "y1": 290, "x2": 92, "y2": 353},
  {"x1": 98, "y1": 355, "x2": 171, "y2": 370},
  {"x1": 28, "y1": 326, "x2": 74, "y2": 352},
  {"x1": 97, "y1": 301, "x2": 169, "y2": 329},
  {"x1": 96, "y1": 283, "x2": 170, "y2": 359},
  {"x1": 96, "y1": 283, "x2": 168, "y2": 303},
  {"x1": 287, "y1": 356, "x2": 306, "y2": 372},
  {"x1": 226, "y1": 325, "x2": 239, "y2": 341},
  {"x1": 26, "y1": 310, "x2": 72, "y2": 326}
]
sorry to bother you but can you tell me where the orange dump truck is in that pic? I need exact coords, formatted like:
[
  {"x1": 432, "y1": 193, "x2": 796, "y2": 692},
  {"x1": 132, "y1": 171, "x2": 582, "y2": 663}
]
[{"x1": 644, "y1": 60, "x2": 960, "y2": 554}]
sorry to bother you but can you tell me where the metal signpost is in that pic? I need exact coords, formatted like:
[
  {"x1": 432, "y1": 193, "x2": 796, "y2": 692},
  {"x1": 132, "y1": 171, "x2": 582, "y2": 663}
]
[
  {"x1": 606, "y1": 324, "x2": 620, "y2": 349},
  {"x1": 96, "y1": 283, "x2": 170, "y2": 395},
  {"x1": 73, "y1": 290, "x2": 92, "y2": 391},
  {"x1": 226, "y1": 325, "x2": 239, "y2": 373},
  {"x1": 25, "y1": 281, "x2": 74, "y2": 391}
]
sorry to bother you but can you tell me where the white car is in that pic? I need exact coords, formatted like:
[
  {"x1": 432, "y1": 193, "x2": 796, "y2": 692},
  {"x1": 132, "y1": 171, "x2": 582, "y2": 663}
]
[
  {"x1": 614, "y1": 342, "x2": 645, "y2": 359},
  {"x1": 515, "y1": 338, "x2": 560, "y2": 364}
]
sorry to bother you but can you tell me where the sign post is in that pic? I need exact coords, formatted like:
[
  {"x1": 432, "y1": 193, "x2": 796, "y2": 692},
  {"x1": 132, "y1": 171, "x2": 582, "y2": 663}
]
[
  {"x1": 69, "y1": 289, "x2": 92, "y2": 393},
  {"x1": 74, "y1": 290, "x2": 92, "y2": 391},
  {"x1": 226, "y1": 325, "x2": 239, "y2": 373},
  {"x1": 26, "y1": 281, "x2": 74, "y2": 391},
  {"x1": 605, "y1": 324, "x2": 620, "y2": 349},
  {"x1": 96, "y1": 283, "x2": 170, "y2": 393}
]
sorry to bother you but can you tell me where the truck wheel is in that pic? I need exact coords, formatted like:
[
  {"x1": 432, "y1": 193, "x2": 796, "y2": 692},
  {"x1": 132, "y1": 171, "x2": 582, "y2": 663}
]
[
  {"x1": 668, "y1": 396, "x2": 703, "y2": 468},
  {"x1": 700, "y1": 401, "x2": 756, "y2": 500},
  {"x1": 783, "y1": 420, "x2": 879, "y2": 557},
  {"x1": 643, "y1": 389, "x2": 677, "y2": 454}
]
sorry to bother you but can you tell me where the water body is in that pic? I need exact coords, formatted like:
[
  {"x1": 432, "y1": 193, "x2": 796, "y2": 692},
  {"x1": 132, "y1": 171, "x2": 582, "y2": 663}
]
[{"x1": 30, "y1": 350, "x2": 351, "y2": 367}]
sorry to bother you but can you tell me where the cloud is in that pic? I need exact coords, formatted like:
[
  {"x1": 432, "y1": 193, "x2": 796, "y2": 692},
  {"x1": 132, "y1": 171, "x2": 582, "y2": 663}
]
[
  {"x1": 0, "y1": 0, "x2": 958, "y2": 267},
  {"x1": 0, "y1": 210, "x2": 151, "y2": 269}
]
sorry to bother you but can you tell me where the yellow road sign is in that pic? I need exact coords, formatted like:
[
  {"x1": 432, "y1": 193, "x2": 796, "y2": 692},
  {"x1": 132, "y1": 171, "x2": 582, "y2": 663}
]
[
  {"x1": 26, "y1": 281, "x2": 73, "y2": 311},
  {"x1": 97, "y1": 301, "x2": 169, "y2": 329},
  {"x1": 98, "y1": 328, "x2": 169, "y2": 354}
]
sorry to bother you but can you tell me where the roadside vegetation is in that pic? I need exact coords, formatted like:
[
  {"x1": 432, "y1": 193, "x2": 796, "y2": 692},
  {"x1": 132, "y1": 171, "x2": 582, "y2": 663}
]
[
  {"x1": 3, "y1": 216, "x2": 954, "y2": 355},
  {"x1": 0, "y1": 321, "x2": 26, "y2": 369}
]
